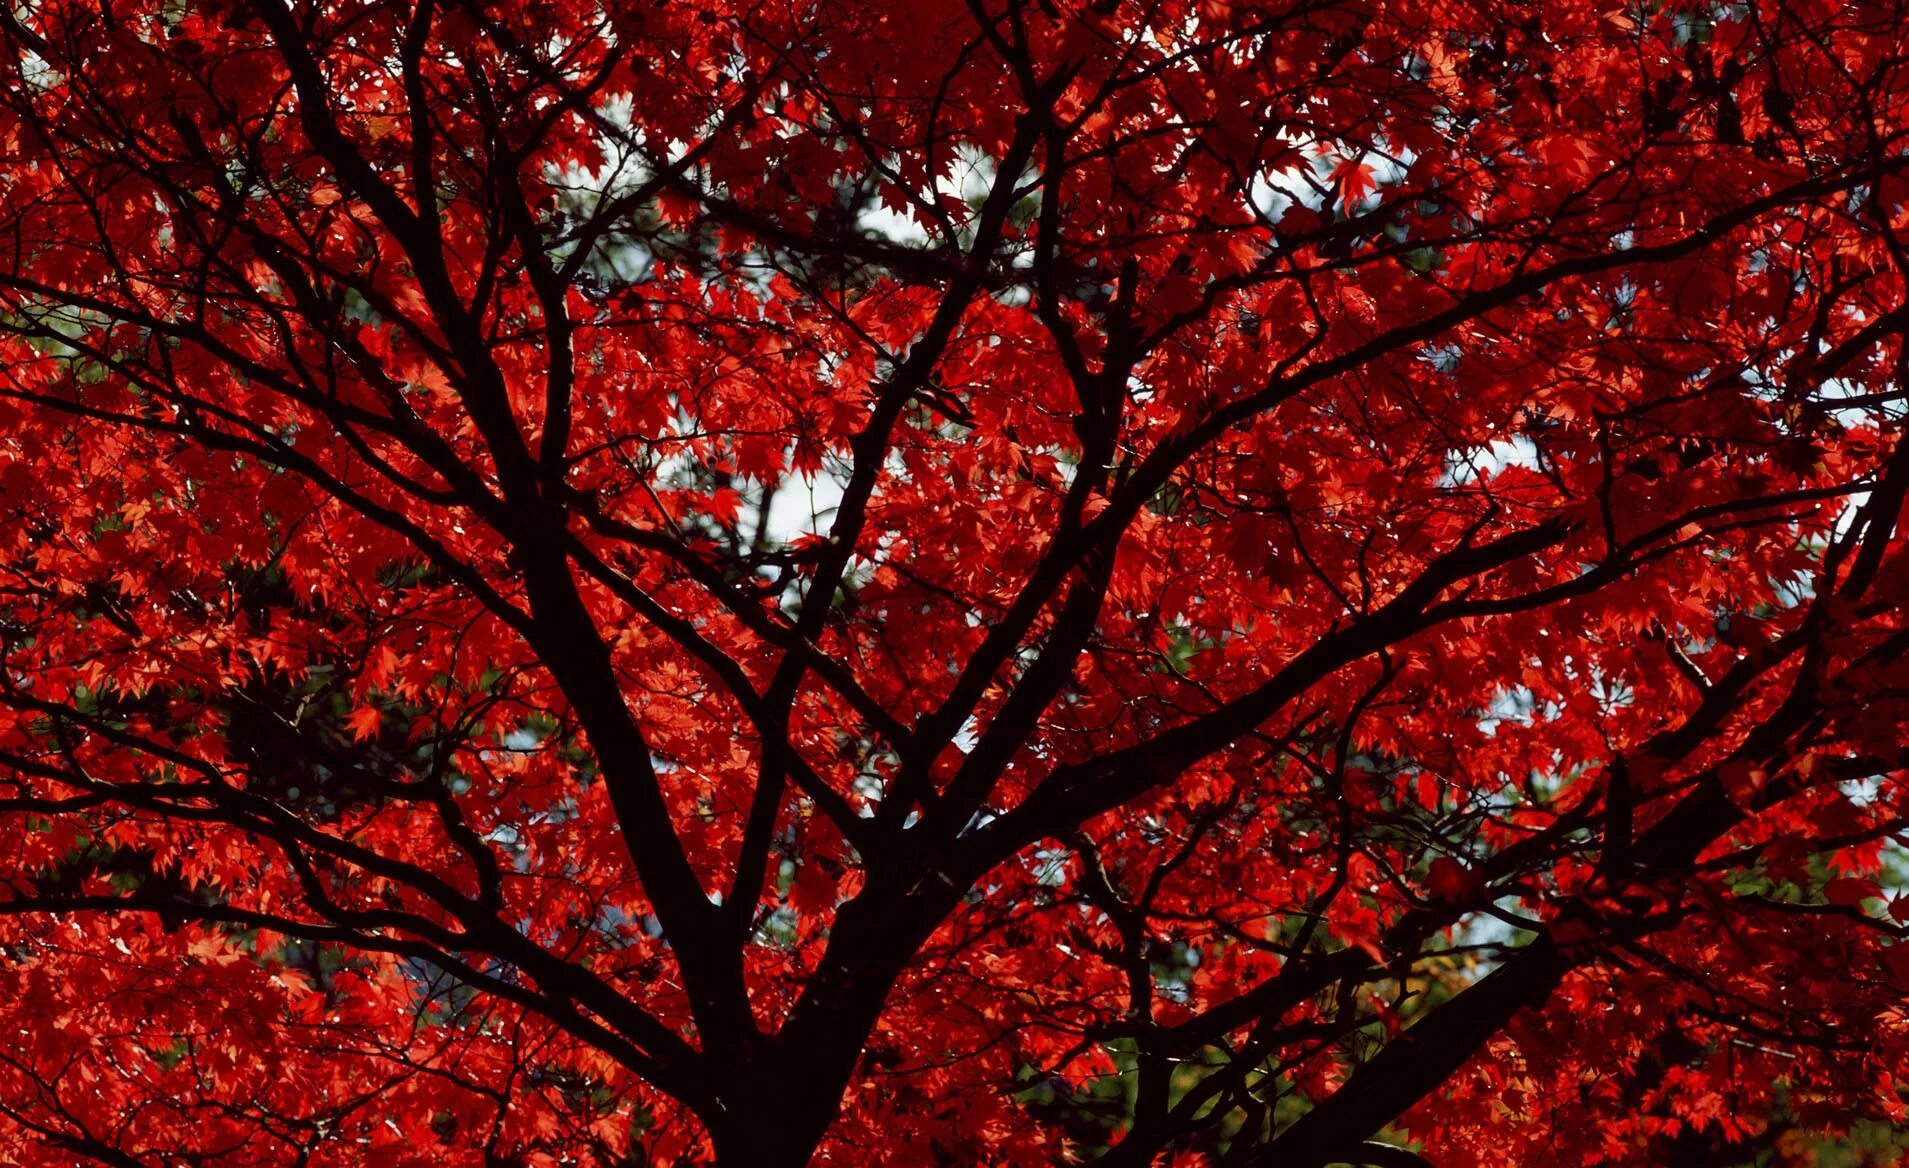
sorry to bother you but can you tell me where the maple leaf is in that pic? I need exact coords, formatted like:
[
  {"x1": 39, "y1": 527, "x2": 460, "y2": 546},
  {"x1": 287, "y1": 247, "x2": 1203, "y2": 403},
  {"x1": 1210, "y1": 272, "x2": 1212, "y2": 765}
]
[
  {"x1": 1824, "y1": 877, "x2": 1881, "y2": 908},
  {"x1": 1425, "y1": 856, "x2": 1486, "y2": 905},
  {"x1": 346, "y1": 705, "x2": 384, "y2": 743},
  {"x1": 1330, "y1": 154, "x2": 1379, "y2": 213}
]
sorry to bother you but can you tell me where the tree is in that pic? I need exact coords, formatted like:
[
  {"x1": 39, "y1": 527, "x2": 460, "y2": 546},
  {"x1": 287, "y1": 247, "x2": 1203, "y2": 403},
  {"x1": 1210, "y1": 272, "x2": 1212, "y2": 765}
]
[{"x1": 0, "y1": 0, "x2": 1907, "y2": 1163}]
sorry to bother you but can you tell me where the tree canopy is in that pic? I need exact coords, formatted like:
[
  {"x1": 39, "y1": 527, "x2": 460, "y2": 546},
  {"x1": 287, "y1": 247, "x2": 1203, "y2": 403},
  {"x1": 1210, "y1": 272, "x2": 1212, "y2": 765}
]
[{"x1": 2, "y1": 0, "x2": 1909, "y2": 1164}]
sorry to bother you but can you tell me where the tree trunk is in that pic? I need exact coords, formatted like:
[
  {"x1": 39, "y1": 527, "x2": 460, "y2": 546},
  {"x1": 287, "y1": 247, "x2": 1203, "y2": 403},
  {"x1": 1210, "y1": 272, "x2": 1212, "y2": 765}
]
[{"x1": 708, "y1": 1065, "x2": 844, "y2": 1168}]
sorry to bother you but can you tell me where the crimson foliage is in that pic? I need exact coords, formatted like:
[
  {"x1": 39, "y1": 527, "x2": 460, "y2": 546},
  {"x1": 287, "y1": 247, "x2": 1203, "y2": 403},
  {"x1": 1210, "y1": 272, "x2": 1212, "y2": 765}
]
[{"x1": 1, "y1": 1, "x2": 1908, "y2": 1165}]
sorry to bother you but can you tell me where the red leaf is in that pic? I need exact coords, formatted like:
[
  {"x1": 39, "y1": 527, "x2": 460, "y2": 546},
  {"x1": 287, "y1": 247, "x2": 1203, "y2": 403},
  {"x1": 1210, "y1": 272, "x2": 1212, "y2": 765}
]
[
  {"x1": 1824, "y1": 877, "x2": 1880, "y2": 908},
  {"x1": 346, "y1": 705, "x2": 383, "y2": 743},
  {"x1": 1426, "y1": 857, "x2": 1485, "y2": 905}
]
